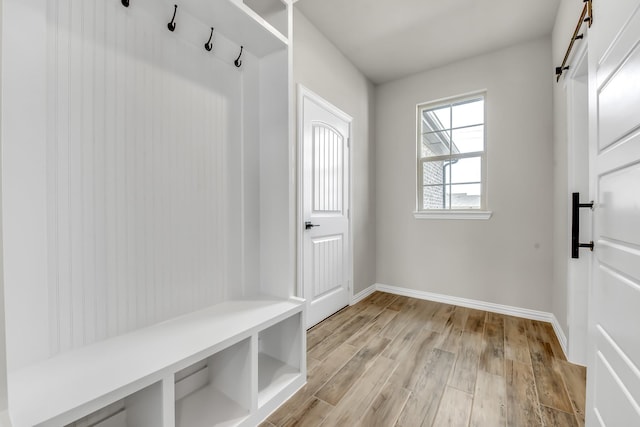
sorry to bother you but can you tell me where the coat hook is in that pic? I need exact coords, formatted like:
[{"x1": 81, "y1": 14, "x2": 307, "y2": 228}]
[
  {"x1": 234, "y1": 46, "x2": 244, "y2": 68},
  {"x1": 121, "y1": 0, "x2": 130, "y2": 7},
  {"x1": 167, "y1": 4, "x2": 178, "y2": 32},
  {"x1": 205, "y1": 27, "x2": 214, "y2": 51}
]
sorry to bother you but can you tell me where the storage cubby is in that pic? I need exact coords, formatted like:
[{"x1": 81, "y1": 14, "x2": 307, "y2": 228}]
[
  {"x1": 243, "y1": 0, "x2": 289, "y2": 38},
  {"x1": 258, "y1": 313, "x2": 303, "y2": 407},
  {"x1": 2, "y1": 0, "x2": 304, "y2": 424},
  {"x1": 175, "y1": 338, "x2": 251, "y2": 427},
  {"x1": 65, "y1": 382, "x2": 163, "y2": 427}
]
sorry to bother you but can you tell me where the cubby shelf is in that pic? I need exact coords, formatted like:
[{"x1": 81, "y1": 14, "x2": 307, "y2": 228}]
[
  {"x1": 175, "y1": 386, "x2": 249, "y2": 427},
  {"x1": 9, "y1": 299, "x2": 304, "y2": 427},
  {"x1": 258, "y1": 353, "x2": 300, "y2": 408}
]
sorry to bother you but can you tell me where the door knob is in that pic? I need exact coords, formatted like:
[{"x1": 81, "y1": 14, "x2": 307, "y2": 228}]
[{"x1": 305, "y1": 221, "x2": 319, "y2": 230}]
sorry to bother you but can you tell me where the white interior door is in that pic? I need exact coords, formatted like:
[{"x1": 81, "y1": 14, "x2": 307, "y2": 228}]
[
  {"x1": 299, "y1": 87, "x2": 352, "y2": 328},
  {"x1": 586, "y1": 0, "x2": 640, "y2": 424}
]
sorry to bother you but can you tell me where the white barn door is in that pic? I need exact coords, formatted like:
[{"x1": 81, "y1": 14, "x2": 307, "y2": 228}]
[
  {"x1": 299, "y1": 87, "x2": 352, "y2": 328},
  {"x1": 586, "y1": 0, "x2": 640, "y2": 424}
]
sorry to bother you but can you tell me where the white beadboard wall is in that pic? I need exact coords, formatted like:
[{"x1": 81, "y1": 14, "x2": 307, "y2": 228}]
[{"x1": 3, "y1": 0, "x2": 262, "y2": 369}]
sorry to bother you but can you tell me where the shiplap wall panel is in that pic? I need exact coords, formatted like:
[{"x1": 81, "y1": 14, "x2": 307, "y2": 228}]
[{"x1": 43, "y1": 0, "x2": 240, "y2": 356}]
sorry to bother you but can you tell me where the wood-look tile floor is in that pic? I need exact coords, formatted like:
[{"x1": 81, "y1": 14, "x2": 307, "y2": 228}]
[{"x1": 263, "y1": 292, "x2": 586, "y2": 427}]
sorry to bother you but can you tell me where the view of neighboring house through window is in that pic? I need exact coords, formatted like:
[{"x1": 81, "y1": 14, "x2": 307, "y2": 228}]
[{"x1": 418, "y1": 93, "x2": 486, "y2": 210}]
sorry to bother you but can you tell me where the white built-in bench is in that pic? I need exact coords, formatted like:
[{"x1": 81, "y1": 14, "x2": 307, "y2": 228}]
[{"x1": 9, "y1": 298, "x2": 305, "y2": 427}]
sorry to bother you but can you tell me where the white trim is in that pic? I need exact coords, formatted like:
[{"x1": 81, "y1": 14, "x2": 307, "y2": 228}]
[
  {"x1": 374, "y1": 283, "x2": 570, "y2": 360},
  {"x1": 551, "y1": 314, "x2": 571, "y2": 362},
  {"x1": 413, "y1": 210, "x2": 493, "y2": 220},
  {"x1": 351, "y1": 285, "x2": 376, "y2": 305}
]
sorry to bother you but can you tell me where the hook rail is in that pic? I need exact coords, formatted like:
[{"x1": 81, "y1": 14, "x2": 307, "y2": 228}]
[
  {"x1": 168, "y1": 4, "x2": 178, "y2": 32},
  {"x1": 234, "y1": 46, "x2": 244, "y2": 68},
  {"x1": 205, "y1": 27, "x2": 214, "y2": 51}
]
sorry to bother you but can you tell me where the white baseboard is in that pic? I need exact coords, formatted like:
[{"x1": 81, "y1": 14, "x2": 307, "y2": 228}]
[
  {"x1": 550, "y1": 314, "x2": 569, "y2": 360},
  {"x1": 351, "y1": 284, "x2": 376, "y2": 305},
  {"x1": 374, "y1": 283, "x2": 569, "y2": 359}
]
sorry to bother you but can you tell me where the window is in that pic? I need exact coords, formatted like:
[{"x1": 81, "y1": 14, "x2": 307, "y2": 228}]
[{"x1": 416, "y1": 93, "x2": 490, "y2": 218}]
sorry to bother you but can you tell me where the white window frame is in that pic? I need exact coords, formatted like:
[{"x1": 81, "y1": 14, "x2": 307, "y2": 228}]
[{"x1": 414, "y1": 91, "x2": 492, "y2": 220}]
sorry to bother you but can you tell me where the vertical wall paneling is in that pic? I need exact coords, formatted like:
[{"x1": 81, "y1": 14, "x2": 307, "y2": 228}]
[
  {"x1": 35, "y1": 0, "x2": 242, "y2": 358},
  {"x1": 312, "y1": 124, "x2": 343, "y2": 214}
]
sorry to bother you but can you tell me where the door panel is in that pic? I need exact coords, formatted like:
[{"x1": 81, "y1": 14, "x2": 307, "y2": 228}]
[
  {"x1": 598, "y1": 41, "x2": 640, "y2": 150},
  {"x1": 300, "y1": 88, "x2": 352, "y2": 328},
  {"x1": 312, "y1": 235, "x2": 344, "y2": 297},
  {"x1": 593, "y1": 353, "x2": 640, "y2": 425},
  {"x1": 588, "y1": 0, "x2": 640, "y2": 424}
]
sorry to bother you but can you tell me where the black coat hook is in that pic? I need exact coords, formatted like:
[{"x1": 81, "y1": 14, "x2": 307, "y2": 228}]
[
  {"x1": 234, "y1": 46, "x2": 244, "y2": 68},
  {"x1": 205, "y1": 27, "x2": 214, "y2": 51},
  {"x1": 168, "y1": 4, "x2": 177, "y2": 32},
  {"x1": 121, "y1": 0, "x2": 130, "y2": 7}
]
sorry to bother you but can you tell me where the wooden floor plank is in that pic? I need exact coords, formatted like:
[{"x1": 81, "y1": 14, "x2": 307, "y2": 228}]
[
  {"x1": 540, "y1": 405, "x2": 579, "y2": 427},
  {"x1": 315, "y1": 335, "x2": 390, "y2": 406},
  {"x1": 267, "y1": 343, "x2": 358, "y2": 425},
  {"x1": 424, "y1": 303, "x2": 456, "y2": 333},
  {"x1": 504, "y1": 315, "x2": 531, "y2": 364},
  {"x1": 280, "y1": 397, "x2": 333, "y2": 427},
  {"x1": 448, "y1": 331, "x2": 482, "y2": 394},
  {"x1": 268, "y1": 293, "x2": 586, "y2": 427},
  {"x1": 436, "y1": 306, "x2": 469, "y2": 354},
  {"x1": 506, "y1": 359, "x2": 543, "y2": 426},
  {"x1": 541, "y1": 322, "x2": 567, "y2": 361},
  {"x1": 432, "y1": 386, "x2": 473, "y2": 427},
  {"x1": 386, "y1": 295, "x2": 420, "y2": 312},
  {"x1": 308, "y1": 304, "x2": 385, "y2": 361},
  {"x1": 469, "y1": 370, "x2": 507, "y2": 427},
  {"x1": 528, "y1": 337, "x2": 574, "y2": 413},
  {"x1": 382, "y1": 314, "x2": 434, "y2": 361},
  {"x1": 345, "y1": 308, "x2": 397, "y2": 349},
  {"x1": 479, "y1": 312, "x2": 506, "y2": 376},
  {"x1": 306, "y1": 304, "x2": 366, "y2": 350},
  {"x1": 558, "y1": 360, "x2": 587, "y2": 426},
  {"x1": 395, "y1": 348, "x2": 456, "y2": 427},
  {"x1": 357, "y1": 381, "x2": 410, "y2": 427},
  {"x1": 464, "y1": 309, "x2": 487, "y2": 334},
  {"x1": 364, "y1": 291, "x2": 399, "y2": 308},
  {"x1": 388, "y1": 328, "x2": 442, "y2": 390},
  {"x1": 320, "y1": 356, "x2": 397, "y2": 426}
]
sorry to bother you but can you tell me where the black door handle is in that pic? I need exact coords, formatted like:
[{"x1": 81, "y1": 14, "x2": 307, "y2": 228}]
[
  {"x1": 305, "y1": 221, "x2": 319, "y2": 230},
  {"x1": 571, "y1": 192, "x2": 594, "y2": 258}
]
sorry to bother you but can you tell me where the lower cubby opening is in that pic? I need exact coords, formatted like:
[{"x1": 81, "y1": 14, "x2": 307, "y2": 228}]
[
  {"x1": 174, "y1": 338, "x2": 252, "y2": 427},
  {"x1": 257, "y1": 312, "x2": 302, "y2": 407},
  {"x1": 65, "y1": 382, "x2": 163, "y2": 427}
]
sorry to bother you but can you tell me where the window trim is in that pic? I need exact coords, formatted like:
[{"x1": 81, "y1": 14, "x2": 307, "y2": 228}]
[{"x1": 416, "y1": 91, "x2": 489, "y2": 216}]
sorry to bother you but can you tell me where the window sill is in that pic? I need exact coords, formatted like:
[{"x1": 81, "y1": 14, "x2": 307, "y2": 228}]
[{"x1": 413, "y1": 210, "x2": 493, "y2": 220}]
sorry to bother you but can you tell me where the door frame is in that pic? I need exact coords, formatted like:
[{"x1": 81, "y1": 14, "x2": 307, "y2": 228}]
[
  {"x1": 296, "y1": 84, "x2": 354, "y2": 312},
  {"x1": 564, "y1": 42, "x2": 590, "y2": 365}
]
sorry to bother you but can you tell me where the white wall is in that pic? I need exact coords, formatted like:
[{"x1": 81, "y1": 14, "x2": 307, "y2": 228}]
[
  {"x1": 376, "y1": 38, "x2": 555, "y2": 312},
  {"x1": 292, "y1": 9, "x2": 376, "y2": 295}
]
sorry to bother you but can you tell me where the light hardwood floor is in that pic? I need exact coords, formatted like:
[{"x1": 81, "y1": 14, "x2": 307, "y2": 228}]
[{"x1": 263, "y1": 292, "x2": 586, "y2": 427}]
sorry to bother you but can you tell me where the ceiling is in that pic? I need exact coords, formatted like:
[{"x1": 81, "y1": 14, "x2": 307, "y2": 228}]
[{"x1": 294, "y1": 0, "x2": 560, "y2": 84}]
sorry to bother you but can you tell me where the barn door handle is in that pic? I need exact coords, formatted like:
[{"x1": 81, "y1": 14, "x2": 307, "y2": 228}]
[
  {"x1": 305, "y1": 221, "x2": 319, "y2": 230},
  {"x1": 572, "y1": 192, "x2": 594, "y2": 258}
]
